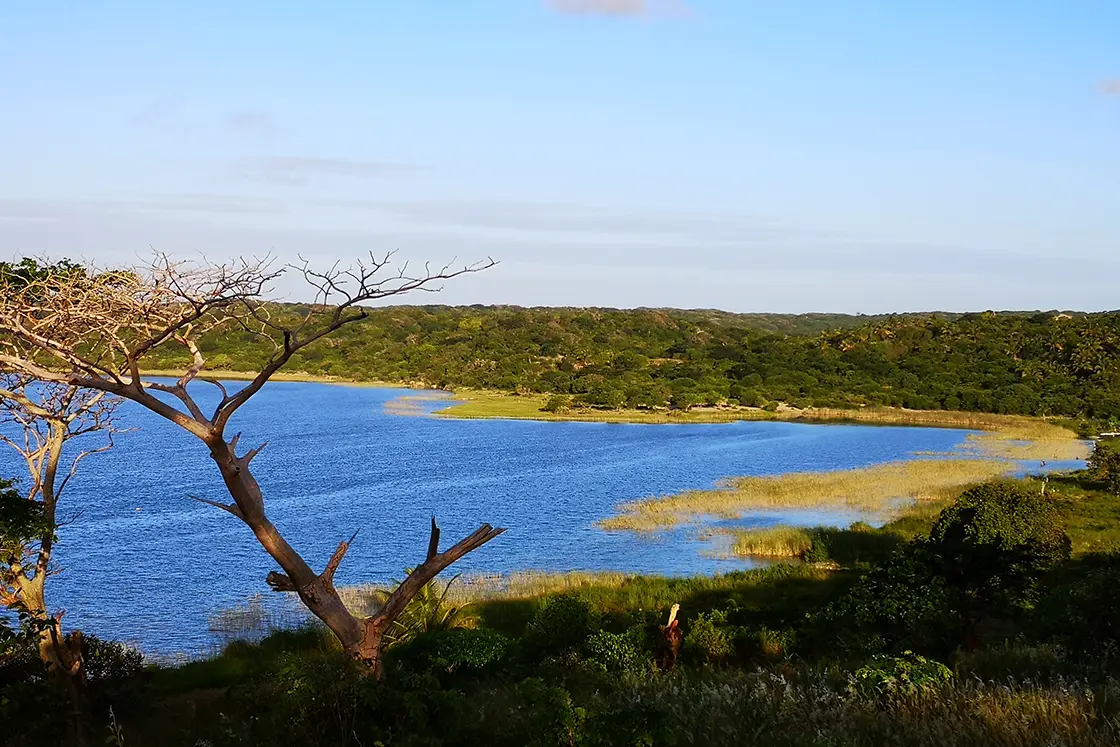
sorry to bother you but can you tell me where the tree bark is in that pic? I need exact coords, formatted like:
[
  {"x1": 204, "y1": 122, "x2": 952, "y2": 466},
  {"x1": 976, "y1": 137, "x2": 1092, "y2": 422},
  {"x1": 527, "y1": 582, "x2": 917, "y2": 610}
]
[{"x1": 208, "y1": 437, "x2": 503, "y2": 677}]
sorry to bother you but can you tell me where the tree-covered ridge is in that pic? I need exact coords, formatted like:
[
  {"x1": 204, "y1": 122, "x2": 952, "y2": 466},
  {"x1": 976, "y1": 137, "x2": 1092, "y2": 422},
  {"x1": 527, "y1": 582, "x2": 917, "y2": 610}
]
[{"x1": 145, "y1": 305, "x2": 1120, "y2": 422}]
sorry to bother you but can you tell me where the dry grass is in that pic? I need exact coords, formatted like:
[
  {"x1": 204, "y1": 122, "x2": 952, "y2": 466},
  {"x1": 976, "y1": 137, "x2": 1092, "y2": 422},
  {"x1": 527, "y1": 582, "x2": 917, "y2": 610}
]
[
  {"x1": 726, "y1": 526, "x2": 815, "y2": 557},
  {"x1": 337, "y1": 570, "x2": 631, "y2": 615},
  {"x1": 600, "y1": 458, "x2": 1014, "y2": 532},
  {"x1": 433, "y1": 389, "x2": 758, "y2": 424},
  {"x1": 381, "y1": 392, "x2": 455, "y2": 416}
]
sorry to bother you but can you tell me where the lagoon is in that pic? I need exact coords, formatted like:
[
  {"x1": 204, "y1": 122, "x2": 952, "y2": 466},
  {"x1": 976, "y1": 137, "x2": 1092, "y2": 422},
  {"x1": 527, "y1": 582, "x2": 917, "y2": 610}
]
[{"x1": 0, "y1": 381, "x2": 1036, "y2": 655}]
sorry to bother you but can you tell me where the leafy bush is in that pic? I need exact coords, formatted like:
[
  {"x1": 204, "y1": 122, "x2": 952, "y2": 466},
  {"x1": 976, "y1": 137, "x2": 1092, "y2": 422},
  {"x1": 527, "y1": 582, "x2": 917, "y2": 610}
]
[
  {"x1": 525, "y1": 594, "x2": 597, "y2": 656},
  {"x1": 541, "y1": 394, "x2": 572, "y2": 413},
  {"x1": 810, "y1": 481, "x2": 1074, "y2": 659},
  {"x1": 583, "y1": 628, "x2": 651, "y2": 675},
  {"x1": 849, "y1": 651, "x2": 953, "y2": 699},
  {"x1": 808, "y1": 544, "x2": 957, "y2": 656},
  {"x1": 1088, "y1": 441, "x2": 1120, "y2": 495},
  {"x1": 480, "y1": 678, "x2": 586, "y2": 747},
  {"x1": 81, "y1": 634, "x2": 145, "y2": 686},
  {"x1": 926, "y1": 481, "x2": 1072, "y2": 608},
  {"x1": 684, "y1": 609, "x2": 736, "y2": 664},
  {"x1": 375, "y1": 571, "x2": 476, "y2": 647},
  {"x1": 392, "y1": 628, "x2": 511, "y2": 677}
]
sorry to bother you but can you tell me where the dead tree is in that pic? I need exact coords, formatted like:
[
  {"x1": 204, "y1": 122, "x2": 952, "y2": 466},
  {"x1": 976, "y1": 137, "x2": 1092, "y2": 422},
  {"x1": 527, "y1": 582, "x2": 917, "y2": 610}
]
[
  {"x1": 0, "y1": 373, "x2": 120, "y2": 738},
  {"x1": 0, "y1": 252, "x2": 501, "y2": 677}
]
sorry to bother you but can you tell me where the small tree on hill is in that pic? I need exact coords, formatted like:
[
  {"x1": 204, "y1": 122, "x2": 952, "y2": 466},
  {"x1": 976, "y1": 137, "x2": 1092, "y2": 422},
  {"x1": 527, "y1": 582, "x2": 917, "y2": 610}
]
[{"x1": 0, "y1": 252, "x2": 500, "y2": 678}]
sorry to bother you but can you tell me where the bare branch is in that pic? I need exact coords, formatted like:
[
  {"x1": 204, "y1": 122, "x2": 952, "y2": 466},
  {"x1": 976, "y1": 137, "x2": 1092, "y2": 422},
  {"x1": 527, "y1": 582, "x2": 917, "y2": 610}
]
[
  {"x1": 265, "y1": 571, "x2": 298, "y2": 592},
  {"x1": 427, "y1": 516, "x2": 440, "y2": 560},
  {"x1": 188, "y1": 494, "x2": 245, "y2": 520},
  {"x1": 241, "y1": 441, "x2": 268, "y2": 465},
  {"x1": 322, "y1": 530, "x2": 360, "y2": 588},
  {"x1": 371, "y1": 520, "x2": 506, "y2": 626}
]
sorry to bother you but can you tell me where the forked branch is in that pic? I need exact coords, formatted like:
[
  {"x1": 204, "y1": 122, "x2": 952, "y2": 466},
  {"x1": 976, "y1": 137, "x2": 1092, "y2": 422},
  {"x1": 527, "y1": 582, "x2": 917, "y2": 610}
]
[{"x1": 371, "y1": 519, "x2": 506, "y2": 626}]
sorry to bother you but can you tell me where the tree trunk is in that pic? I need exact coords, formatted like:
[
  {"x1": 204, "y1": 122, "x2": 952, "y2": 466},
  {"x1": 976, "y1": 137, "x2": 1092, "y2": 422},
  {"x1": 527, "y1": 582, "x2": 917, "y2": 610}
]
[
  {"x1": 208, "y1": 440, "x2": 366, "y2": 652},
  {"x1": 23, "y1": 577, "x2": 88, "y2": 743},
  {"x1": 206, "y1": 437, "x2": 505, "y2": 679}
]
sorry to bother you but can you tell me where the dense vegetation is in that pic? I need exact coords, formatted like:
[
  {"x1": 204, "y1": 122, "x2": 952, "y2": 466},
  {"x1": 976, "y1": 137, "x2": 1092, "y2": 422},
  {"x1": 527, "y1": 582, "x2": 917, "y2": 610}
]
[
  {"x1": 7, "y1": 466, "x2": 1120, "y2": 746},
  {"x1": 146, "y1": 305, "x2": 1120, "y2": 424}
]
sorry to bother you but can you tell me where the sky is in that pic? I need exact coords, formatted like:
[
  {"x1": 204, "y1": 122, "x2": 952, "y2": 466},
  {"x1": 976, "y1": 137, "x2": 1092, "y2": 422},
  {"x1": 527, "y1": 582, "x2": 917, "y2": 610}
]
[{"x1": 0, "y1": 1, "x2": 1117, "y2": 313}]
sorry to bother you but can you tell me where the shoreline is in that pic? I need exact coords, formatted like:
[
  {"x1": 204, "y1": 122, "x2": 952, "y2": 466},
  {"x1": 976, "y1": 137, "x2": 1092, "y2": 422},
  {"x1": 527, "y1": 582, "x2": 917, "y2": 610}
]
[
  {"x1": 142, "y1": 368, "x2": 1087, "y2": 448},
  {"x1": 428, "y1": 388, "x2": 1084, "y2": 438},
  {"x1": 138, "y1": 369, "x2": 422, "y2": 388}
]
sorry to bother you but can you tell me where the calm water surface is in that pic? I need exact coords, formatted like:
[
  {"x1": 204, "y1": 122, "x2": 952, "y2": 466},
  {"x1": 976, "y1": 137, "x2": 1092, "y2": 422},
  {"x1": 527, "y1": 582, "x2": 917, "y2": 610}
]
[{"x1": 0, "y1": 382, "x2": 1055, "y2": 654}]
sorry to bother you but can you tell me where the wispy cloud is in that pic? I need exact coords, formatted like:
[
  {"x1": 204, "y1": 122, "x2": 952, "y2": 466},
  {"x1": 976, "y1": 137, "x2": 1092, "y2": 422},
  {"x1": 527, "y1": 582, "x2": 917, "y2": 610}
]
[
  {"x1": 233, "y1": 156, "x2": 413, "y2": 186},
  {"x1": 1102, "y1": 79, "x2": 1120, "y2": 95},
  {"x1": 130, "y1": 98, "x2": 192, "y2": 133},
  {"x1": 546, "y1": 0, "x2": 689, "y2": 17},
  {"x1": 224, "y1": 109, "x2": 276, "y2": 136}
]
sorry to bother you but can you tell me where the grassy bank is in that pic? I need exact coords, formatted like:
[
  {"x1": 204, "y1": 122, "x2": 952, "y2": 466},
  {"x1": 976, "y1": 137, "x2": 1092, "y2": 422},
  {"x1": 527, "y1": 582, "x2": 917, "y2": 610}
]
[
  {"x1": 600, "y1": 458, "x2": 1017, "y2": 532},
  {"x1": 432, "y1": 388, "x2": 1089, "y2": 433}
]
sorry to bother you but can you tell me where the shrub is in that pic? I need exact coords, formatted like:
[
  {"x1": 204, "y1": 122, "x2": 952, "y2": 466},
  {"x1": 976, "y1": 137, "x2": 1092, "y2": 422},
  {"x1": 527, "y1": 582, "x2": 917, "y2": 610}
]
[
  {"x1": 1032, "y1": 550, "x2": 1120, "y2": 664},
  {"x1": 541, "y1": 394, "x2": 572, "y2": 413},
  {"x1": 583, "y1": 628, "x2": 652, "y2": 676},
  {"x1": 1088, "y1": 441, "x2": 1120, "y2": 495},
  {"x1": 684, "y1": 610, "x2": 736, "y2": 664},
  {"x1": 926, "y1": 481, "x2": 1072, "y2": 609},
  {"x1": 81, "y1": 634, "x2": 145, "y2": 686},
  {"x1": 811, "y1": 481, "x2": 1074, "y2": 659},
  {"x1": 375, "y1": 571, "x2": 476, "y2": 647},
  {"x1": 808, "y1": 543, "x2": 957, "y2": 657},
  {"x1": 525, "y1": 594, "x2": 597, "y2": 656},
  {"x1": 849, "y1": 651, "x2": 952, "y2": 699},
  {"x1": 393, "y1": 628, "x2": 511, "y2": 677},
  {"x1": 485, "y1": 678, "x2": 586, "y2": 747}
]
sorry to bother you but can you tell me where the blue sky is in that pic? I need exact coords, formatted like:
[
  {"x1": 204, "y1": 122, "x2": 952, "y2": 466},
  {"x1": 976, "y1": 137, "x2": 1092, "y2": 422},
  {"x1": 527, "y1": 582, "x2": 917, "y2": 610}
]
[{"x1": 1, "y1": 1, "x2": 1117, "y2": 313}]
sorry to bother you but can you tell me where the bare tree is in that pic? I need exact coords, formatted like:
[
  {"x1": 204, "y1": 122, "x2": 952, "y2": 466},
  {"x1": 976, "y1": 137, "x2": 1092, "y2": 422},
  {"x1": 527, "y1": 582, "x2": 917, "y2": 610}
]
[{"x1": 0, "y1": 252, "x2": 501, "y2": 677}]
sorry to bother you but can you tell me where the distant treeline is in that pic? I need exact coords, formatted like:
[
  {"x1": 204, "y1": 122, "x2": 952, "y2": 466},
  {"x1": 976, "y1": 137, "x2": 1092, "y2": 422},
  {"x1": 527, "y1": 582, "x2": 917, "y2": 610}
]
[{"x1": 146, "y1": 305, "x2": 1120, "y2": 422}]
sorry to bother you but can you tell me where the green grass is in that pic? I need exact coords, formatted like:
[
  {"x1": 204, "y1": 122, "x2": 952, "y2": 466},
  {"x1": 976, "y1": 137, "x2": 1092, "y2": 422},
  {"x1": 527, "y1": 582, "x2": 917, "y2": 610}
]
[
  {"x1": 431, "y1": 389, "x2": 1090, "y2": 441},
  {"x1": 1036, "y1": 472, "x2": 1120, "y2": 555}
]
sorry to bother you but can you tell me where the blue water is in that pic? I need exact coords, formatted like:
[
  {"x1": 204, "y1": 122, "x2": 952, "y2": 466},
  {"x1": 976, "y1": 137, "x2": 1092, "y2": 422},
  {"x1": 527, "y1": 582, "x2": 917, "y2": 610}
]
[{"x1": 0, "y1": 381, "x2": 1068, "y2": 654}]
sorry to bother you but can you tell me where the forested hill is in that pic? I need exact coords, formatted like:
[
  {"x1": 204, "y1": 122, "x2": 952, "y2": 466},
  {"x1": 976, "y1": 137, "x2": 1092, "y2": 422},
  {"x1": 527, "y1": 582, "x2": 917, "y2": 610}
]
[{"x1": 147, "y1": 305, "x2": 1120, "y2": 423}]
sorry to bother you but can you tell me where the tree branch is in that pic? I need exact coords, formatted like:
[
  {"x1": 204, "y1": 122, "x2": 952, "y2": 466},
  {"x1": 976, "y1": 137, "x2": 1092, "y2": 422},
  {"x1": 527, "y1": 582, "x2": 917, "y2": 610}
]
[
  {"x1": 371, "y1": 520, "x2": 505, "y2": 626},
  {"x1": 427, "y1": 516, "x2": 440, "y2": 560},
  {"x1": 322, "y1": 530, "x2": 360, "y2": 588},
  {"x1": 188, "y1": 494, "x2": 245, "y2": 520},
  {"x1": 265, "y1": 570, "x2": 298, "y2": 592}
]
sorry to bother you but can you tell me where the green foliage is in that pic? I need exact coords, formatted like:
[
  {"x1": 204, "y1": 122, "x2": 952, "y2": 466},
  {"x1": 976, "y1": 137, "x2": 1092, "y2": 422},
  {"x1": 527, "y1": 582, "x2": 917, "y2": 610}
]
[
  {"x1": 0, "y1": 478, "x2": 50, "y2": 555},
  {"x1": 1032, "y1": 550, "x2": 1120, "y2": 663},
  {"x1": 390, "y1": 628, "x2": 511, "y2": 678},
  {"x1": 144, "y1": 304, "x2": 1120, "y2": 422},
  {"x1": 81, "y1": 634, "x2": 145, "y2": 687},
  {"x1": 377, "y1": 571, "x2": 476, "y2": 647},
  {"x1": 524, "y1": 594, "x2": 598, "y2": 655},
  {"x1": 811, "y1": 481, "x2": 1073, "y2": 658},
  {"x1": 541, "y1": 393, "x2": 572, "y2": 413},
  {"x1": 849, "y1": 651, "x2": 953, "y2": 699},
  {"x1": 926, "y1": 481, "x2": 1072, "y2": 607},
  {"x1": 0, "y1": 257, "x2": 85, "y2": 289},
  {"x1": 683, "y1": 609, "x2": 736, "y2": 664},
  {"x1": 1088, "y1": 441, "x2": 1120, "y2": 495},
  {"x1": 582, "y1": 628, "x2": 652, "y2": 675}
]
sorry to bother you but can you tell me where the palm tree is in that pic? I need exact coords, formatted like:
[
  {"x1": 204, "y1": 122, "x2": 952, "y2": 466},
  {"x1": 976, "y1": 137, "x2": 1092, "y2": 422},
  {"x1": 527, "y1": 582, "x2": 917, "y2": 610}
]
[{"x1": 374, "y1": 570, "x2": 476, "y2": 647}]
